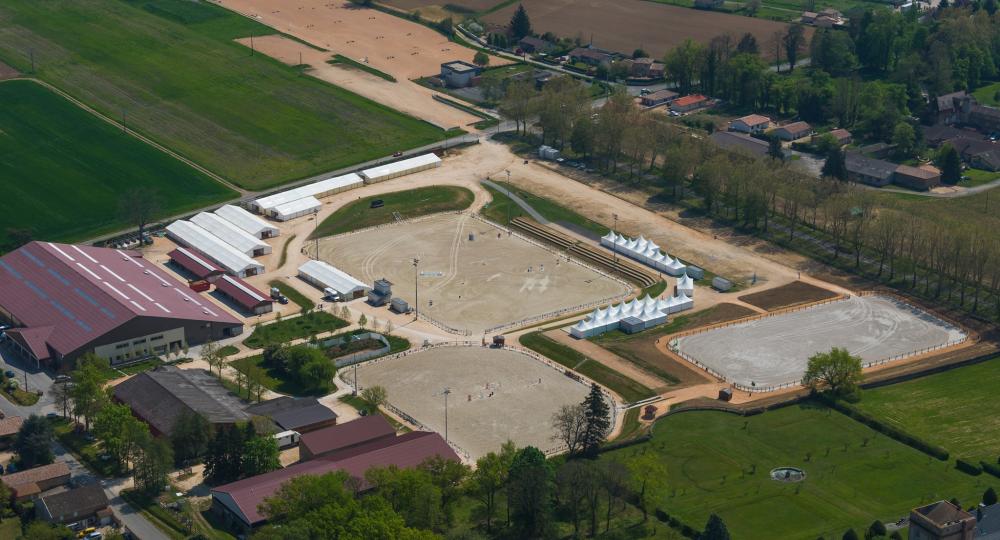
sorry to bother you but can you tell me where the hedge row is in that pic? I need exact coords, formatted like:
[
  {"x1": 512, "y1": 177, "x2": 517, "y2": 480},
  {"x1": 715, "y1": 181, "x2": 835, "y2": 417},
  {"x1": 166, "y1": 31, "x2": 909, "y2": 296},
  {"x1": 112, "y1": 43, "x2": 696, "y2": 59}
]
[
  {"x1": 819, "y1": 396, "x2": 950, "y2": 461},
  {"x1": 654, "y1": 509, "x2": 700, "y2": 539},
  {"x1": 598, "y1": 434, "x2": 652, "y2": 454},
  {"x1": 956, "y1": 459, "x2": 983, "y2": 476},
  {"x1": 981, "y1": 461, "x2": 1000, "y2": 478}
]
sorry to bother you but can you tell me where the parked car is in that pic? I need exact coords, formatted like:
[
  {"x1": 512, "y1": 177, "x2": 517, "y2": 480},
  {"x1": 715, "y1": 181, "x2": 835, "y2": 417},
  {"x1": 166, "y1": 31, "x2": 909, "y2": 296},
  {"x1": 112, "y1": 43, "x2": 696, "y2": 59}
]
[
  {"x1": 4, "y1": 370, "x2": 14, "y2": 379},
  {"x1": 278, "y1": 296, "x2": 289, "y2": 305},
  {"x1": 54, "y1": 374, "x2": 71, "y2": 383},
  {"x1": 370, "y1": 199, "x2": 384, "y2": 209},
  {"x1": 392, "y1": 151, "x2": 403, "y2": 157}
]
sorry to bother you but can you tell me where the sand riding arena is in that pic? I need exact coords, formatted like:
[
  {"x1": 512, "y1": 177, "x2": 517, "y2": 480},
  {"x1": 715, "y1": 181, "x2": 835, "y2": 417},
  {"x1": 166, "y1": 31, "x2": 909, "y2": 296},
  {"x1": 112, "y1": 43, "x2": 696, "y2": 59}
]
[
  {"x1": 343, "y1": 345, "x2": 596, "y2": 460},
  {"x1": 673, "y1": 294, "x2": 968, "y2": 391},
  {"x1": 315, "y1": 213, "x2": 629, "y2": 335}
]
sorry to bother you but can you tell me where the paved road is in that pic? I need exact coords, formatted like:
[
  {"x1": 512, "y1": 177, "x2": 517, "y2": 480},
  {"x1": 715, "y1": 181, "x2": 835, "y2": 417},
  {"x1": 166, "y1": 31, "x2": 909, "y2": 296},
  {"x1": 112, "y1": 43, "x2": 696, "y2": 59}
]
[{"x1": 481, "y1": 178, "x2": 549, "y2": 224}]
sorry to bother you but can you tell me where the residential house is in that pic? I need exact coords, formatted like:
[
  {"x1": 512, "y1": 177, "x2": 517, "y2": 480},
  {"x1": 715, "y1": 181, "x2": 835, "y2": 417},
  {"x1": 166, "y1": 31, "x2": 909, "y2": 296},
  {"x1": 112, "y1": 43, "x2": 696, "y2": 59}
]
[
  {"x1": 113, "y1": 365, "x2": 250, "y2": 437},
  {"x1": 439, "y1": 61, "x2": 481, "y2": 88},
  {"x1": 894, "y1": 164, "x2": 941, "y2": 191},
  {"x1": 773, "y1": 121, "x2": 813, "y2": 141},
  {"x1": 37, "y1": 484, "x2": 111, "y2": 527},
  {"x1": 568, "y1": 47, "x2": 614, "y2": 66},
  {"x1": 908, "y1": 500, "x2": 976, "y2": 540},
  {"x1": 629, "y1": 58, "x2": 656, "y2": 77},
  {"x1": 641, "y1": 89, "x2": 678, "y2": 107},
  {"x1": 1, "y1": 462, "x2": 71, "y2": 501},
  {"x1": 845, "y1": 153, "x2": 897, "y2": 187},
  {"x1": 0, "y1": 416, "x2": 23, "y2": 449},
  {"x1": 648, "y1": 62, "x2": 665, "y2": 79},
  {"x1": 517, "y1": 36, "x2": 554, "y2": 54},
  {"x1": 729, "y1": 114, "x2": 772, "y2": 135},
  {"x1": 710, "y1": 131, "x2": 773, "y2": 159},
  {"x1": 945, "y1": 137, "x2": 1000, "y2": 171},
  {"x1": 671, "y1": 94, "x2": 710, "y2": 113},
  {"x1": 967, "y1": 104, "x2": 1000, "y2": 133},
  {"x1": 801, "y1": 11, "x2": 819, "y2": 23},
  {"x1": 827, "y1": 128, "x2": 852, "y2": 145},
  {"x1": 244, "y1": 396, "x2": 339, "y2": 434}
]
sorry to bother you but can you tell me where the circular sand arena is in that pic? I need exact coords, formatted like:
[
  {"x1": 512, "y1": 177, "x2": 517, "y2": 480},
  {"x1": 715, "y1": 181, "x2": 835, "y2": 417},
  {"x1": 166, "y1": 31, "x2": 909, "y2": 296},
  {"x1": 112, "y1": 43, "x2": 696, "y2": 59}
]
[{"x1": 348, "y1": 346, "x2": 593, "y2": 459}]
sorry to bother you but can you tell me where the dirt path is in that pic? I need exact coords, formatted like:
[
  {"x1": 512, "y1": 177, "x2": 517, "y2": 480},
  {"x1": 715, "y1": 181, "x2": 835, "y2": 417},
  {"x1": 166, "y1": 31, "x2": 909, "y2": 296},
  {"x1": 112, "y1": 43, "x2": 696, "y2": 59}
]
[{"x1": 235, "y1": 35, "x2": 480, "y2": 129}]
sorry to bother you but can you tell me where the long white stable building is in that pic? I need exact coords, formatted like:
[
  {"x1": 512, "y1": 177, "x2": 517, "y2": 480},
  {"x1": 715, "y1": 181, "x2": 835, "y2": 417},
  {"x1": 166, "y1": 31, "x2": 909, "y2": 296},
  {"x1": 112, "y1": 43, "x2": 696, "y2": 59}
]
[
  {"x1": 251, "y1": 173, "x2": 364, "y2": 217},
  {"x1": 297, "y1": 260, "x2": 369, "y2": 300},
  {"x1": 273, "y1": 196, "x2": 322, "y2": 222},
  {"x1": 214, "y1": 205, "x2": 279, "y2": 239},
  {"x1": 600, "y1": 232, "x2": 687, "y2": 276},
  {"x1": 570, "y1": 292, "x2": 693, "y2": 338},
  {"x1": 191, "y1": 212, "x2": 271, "y2": 257},
  {"x1": 360, "y1": 153, "x2": 441, "y2": 183},
  {"x1": 166, "y1": 221, "x2": 264, "y2": 277}
]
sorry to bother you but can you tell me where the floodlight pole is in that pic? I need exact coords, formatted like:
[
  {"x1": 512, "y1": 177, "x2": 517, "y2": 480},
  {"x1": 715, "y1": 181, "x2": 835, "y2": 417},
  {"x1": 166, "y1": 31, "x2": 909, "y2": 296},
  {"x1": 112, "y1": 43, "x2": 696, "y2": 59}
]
[
  {"x1": 612, "y1": 213, "x2": 619, "y2": 263},
  {"x1": 313, "y1": 209, "x2": 319, "y2": 259},
  {"x1": 443, "y1": 387, "x2": 451, "y2": 443},
  {"x1": 505, "y1": 170, "x2": 512, "y2": 227},
  {"x1": 412, "y1": 258, "x2": 420, "y2": 321}
]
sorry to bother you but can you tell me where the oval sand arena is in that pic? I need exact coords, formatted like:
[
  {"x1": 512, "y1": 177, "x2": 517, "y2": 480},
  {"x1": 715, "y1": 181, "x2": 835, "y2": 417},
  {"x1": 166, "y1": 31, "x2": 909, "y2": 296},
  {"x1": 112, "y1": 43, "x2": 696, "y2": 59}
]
[{"x1": 350, "y1": 346, "x2": 592, "y2": 460}]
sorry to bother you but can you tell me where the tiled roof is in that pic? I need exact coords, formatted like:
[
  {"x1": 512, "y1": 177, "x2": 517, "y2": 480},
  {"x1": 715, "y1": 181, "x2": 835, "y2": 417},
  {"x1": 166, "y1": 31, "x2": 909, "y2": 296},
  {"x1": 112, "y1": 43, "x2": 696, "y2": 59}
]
[
  {"x1": 300, "y1": 415, "x2": 395, "y2": 457},
  {"x1": 1, "y1": 462, "x2": 70, "y2": 488},
  {"x1": 0, "y1": 416, "x2": 24, "y2": 437}
]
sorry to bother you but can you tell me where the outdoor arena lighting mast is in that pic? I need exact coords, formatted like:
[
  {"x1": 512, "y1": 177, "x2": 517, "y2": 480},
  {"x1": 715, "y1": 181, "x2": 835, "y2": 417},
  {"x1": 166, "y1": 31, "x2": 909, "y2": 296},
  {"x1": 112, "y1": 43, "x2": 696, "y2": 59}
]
[{"x1": 413, "y1": 258, "x2": 420, "y2": 320}]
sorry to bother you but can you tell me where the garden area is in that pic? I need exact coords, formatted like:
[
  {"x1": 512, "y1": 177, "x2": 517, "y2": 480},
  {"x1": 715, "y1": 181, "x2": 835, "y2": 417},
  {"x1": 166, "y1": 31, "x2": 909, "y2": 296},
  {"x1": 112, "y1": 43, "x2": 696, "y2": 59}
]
[{"x1": 243, "y1": 311, "x2": 348, "y2": 349}]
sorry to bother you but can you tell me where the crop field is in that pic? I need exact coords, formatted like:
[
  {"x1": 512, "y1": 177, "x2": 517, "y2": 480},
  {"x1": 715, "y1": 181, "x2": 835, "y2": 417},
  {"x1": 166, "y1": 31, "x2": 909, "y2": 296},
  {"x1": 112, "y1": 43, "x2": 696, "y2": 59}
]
[
  {"x1": 853, "y1": 358, "x2": 1000, "y2": 463},
  {"x1": 604, "y1": 406, "x2": 988, "y2": 540},
  {"x1": 482, "y1": 0, "x2": 804, "y2": 60},
  {"x1": 0, "y1": 0, "x2": 445, "y2": 189},
  {"x1": 738, "y1": 280, "x2": 839, "y2": 311},
  {"x1": 0, "y1": 80, "x2": 234, "y2": 247}
]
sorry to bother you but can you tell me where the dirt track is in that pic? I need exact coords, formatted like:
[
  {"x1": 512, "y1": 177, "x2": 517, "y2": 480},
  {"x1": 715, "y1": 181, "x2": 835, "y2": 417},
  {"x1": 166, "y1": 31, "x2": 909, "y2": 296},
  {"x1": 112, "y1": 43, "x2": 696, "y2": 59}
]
[
  {"x1": 235, "y1": 35, "x2": 479, "y2": 128},
  {"x1": 483, "y1": 0, "x2": 807, "y2": 59}
]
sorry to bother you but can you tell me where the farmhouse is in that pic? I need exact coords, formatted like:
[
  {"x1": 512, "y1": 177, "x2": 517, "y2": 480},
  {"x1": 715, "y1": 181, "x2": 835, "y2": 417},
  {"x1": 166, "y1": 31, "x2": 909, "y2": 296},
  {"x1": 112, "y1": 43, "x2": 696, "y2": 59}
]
[
  {"x1": 894, "y1": 164, "x2": 941, "y2": 191},
  {"x1": 629, "y1": 57, "x2": 665, "y2": 78},
  {"x1": 569, "y1": 47, "x2": 615, "y2": 66},
  {"x1": 439, "y1": 61, "x2": 482, "y2": 88},
  {"x1": 671, "y1": 94, "x2": 709, "y2": 113},
  {"x1": 113, "y1": 365, "x2": 251, "y2": 436},
  {"x1": 935, "y1": 91, "x2": 968, "y2": 125},
  {"x1": 1, "y1": 462, "x2": 71, "y2": 501},
  {"x1": 816, "y1": 128, "x2": 852, "y2": 145},
  {"x1": 518, "y1": 36, "x2": 555, "y2": 53},
  {"x1": 641, "y1": 89, "x2": 678, "y2": 107},
  {"x1": 0, "y1": 242, "x2": 242, "y2": 369},
  {"x1": 773, "y1": 121, "x2": 813, "y2": 141},
  {"x1": 37, "y1": 484, "x2": 111, "y2": 527},
  {"x1": 210, "y1": 420, "x2": 459, "y2": 530},
  {"x1": 729, "y1": 114, "x2": 771, "y2": 134}
]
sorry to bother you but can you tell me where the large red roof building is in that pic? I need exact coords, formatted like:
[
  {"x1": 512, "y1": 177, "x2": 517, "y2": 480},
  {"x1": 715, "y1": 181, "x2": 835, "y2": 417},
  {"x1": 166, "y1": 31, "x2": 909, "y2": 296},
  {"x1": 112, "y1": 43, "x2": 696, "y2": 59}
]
[{"x1": 0, "y1": 242, "x2": 242, "y2": 368}]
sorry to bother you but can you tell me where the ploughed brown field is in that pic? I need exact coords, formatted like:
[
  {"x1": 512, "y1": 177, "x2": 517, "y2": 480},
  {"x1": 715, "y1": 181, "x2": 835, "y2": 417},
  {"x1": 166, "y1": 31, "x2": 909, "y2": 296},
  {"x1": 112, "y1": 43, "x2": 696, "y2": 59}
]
[
  {"x1": 384, "y1": 0, "x2": 500, "y2": 11},
  {"x1": 482, "y1": 0, "x2": 807, "y2": 60},
  {"x1": 738, "y1": 280, "x2": 839, "y2": 311}
]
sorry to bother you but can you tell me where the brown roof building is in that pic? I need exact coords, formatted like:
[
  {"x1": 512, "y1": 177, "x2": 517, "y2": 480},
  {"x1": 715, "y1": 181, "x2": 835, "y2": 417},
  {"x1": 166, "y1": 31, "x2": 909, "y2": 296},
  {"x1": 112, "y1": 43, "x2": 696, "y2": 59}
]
[
  {"x1": 773, "y1": 121, "x2": 813, "y2": 141},
  {"x1": 1, "y1": 462, "x2": 71, "y2": 501},
  {"x1": 909, "y1": 500, "x2": 976, "y2": 540},
  {"x1": 0, "y1": 416, "x2": 24, "y2": 446},
  {"x1": 210, "y1": 420, "x2": 459, "y2": 530},
  {"x1": 214, "y1": 274, "x2": 272, "y2": 315},
  {"x1": 298, "y1": 415, "x2": 395, "y2": 460},
  {"x1": 37, "y1": 484, "x2": 110, "y2": 526},
  {"x1": 894, "y1": 164, "x2": 942, "y2": 191}
]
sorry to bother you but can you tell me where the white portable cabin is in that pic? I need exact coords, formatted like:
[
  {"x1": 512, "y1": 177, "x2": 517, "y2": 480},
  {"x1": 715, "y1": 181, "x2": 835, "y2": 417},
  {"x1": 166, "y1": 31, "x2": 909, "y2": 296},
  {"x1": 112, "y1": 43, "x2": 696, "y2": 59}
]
[
  {"x1": 165, "y1": 221, "x2": 265, "y2": 277},
  {"x1": 298, "y1": 260, "x2": 369, "y2": 300},
  {"x1": 361, "y1": 153, "x2": 442, "y2": 183},
  {"x1": 273, "y1": 196, "x2": 322, "y2": 222},
  {"x1": 251, "y1": 173, "x2": 364, "y2": 215},
  {"x1": 274, "y1": 430, "x2": 301, "y2": 449},
  {"x1": 191, "y1": 212, "x2": 272, "y2": 257},
  {"x1": 214, "y1": 205, "x2": 279, "y2": 239}
]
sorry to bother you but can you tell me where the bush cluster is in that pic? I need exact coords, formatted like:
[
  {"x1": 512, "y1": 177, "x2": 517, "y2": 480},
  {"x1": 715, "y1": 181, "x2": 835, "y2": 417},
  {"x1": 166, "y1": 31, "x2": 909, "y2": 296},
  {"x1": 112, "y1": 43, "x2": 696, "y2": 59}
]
[
  {"x1": 956, "y1": 459, "x2": 983, "y2": 476},
  {"x1": 981, "y1": 460, "x2": 1000, "y2": 479},
  {"x1": 654, "y1": 508, "x2": 700, "y2": 538}
]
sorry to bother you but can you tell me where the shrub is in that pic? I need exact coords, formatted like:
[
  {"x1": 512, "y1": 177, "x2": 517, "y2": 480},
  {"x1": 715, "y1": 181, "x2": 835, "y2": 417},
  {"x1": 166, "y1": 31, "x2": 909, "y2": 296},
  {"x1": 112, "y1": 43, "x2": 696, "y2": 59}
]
[
  {"x1": 982, "y1": 461, "x2": 1000, "y2": 479},
  {"x1": 956, "y1": 459, "x2": 983, "y2": 476}
]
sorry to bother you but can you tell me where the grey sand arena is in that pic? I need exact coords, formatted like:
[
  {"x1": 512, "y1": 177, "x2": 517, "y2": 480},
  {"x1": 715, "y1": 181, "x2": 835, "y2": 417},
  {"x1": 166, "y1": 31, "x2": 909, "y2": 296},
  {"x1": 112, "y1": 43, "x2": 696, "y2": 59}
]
[
  {"x1": 676, "y1": 295, "x2": 966, "y2": 389},
  {"x1": 350, "y1": 346, "x2": 592, "y2": 459}
]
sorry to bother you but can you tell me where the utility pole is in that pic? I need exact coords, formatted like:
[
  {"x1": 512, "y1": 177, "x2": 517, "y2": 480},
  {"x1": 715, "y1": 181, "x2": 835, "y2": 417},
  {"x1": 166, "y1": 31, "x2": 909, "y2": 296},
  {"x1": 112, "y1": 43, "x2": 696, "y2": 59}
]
[{"x1": 412, "y1": 258, "x2": 420, "y2": 321}]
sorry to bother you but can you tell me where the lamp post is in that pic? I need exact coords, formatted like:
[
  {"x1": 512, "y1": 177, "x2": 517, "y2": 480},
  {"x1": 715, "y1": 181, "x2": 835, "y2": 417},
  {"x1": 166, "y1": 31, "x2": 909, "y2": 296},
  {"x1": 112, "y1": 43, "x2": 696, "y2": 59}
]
[
  {"x1": 313, "y1": 209, "x2": 320, "y2": 259},
  {"x1": 612, "y1": 213, "x2": 619, "y2": 263},
  {"x1": 412, "y1": 258, "x2": 420, "y2": 321},
  {"x1": 443, "y1": 387, "x2": 452, "y2": 443}
]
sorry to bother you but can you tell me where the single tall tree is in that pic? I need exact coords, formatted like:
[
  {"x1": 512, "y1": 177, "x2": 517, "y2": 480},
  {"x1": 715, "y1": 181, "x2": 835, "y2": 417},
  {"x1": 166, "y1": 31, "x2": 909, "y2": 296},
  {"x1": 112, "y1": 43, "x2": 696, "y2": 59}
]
[
  {"x1": 473, "y1": 51, "x2": 490, "y2": 68},
  {"x1": 509, "y1": 4, "x2": 532, "y2": 40},
  {"x1": 507, "y1": 446, "x2": 553, "y2": 538},
  {"x1": 822, "y1": 145, "x2": 848, "y2": 180},
  {"x1": 13, "y1": 414, "x2": 54, "y2": 467},
  {"x1": 171, "y1": 410, "x2": 212, "y2": 467},
  {"x1": 552, "y1": 403, "x2": 587, "y2": 455},
  {"x1": 703, "y1": 513, "x2": 732, "y2": 540},
  {"x1": 802, "y1": 347, "x2": 863, "y2": 396},
  {"x1": 768, "y1": 136, "x2": 784, "y2": 161},
  {"x1": 984, "y1": 486, "x2": 998, "y2": 506},
  {"x1": 470, "y1": 450, "x2": 509, "y2": 533},
  {"x1": 582, "y1": 384, "x2": 611, "y2": 457},
  {"x1": 938, "y1": 144, "x2": 962, "y2": 185},
  {"x1": 118, "y1": 187, "x2": 162, "y2": 245},
  {"x1": 783, "y1": 24, "x2": 807, "y2": 71},
  {"x1": 49, "y1": 381, "x2": 73, "y2": 418},
  {"x1": 133, "y1": 436, "x2": 172, "y2": 495},
  {"x1": 70, "y1": 355, "x2": 109, "y2": 430}
]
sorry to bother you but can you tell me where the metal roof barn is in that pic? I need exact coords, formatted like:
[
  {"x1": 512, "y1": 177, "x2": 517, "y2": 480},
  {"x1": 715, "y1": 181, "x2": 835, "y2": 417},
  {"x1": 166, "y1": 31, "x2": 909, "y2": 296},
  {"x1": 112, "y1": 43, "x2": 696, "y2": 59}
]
[
  {"x1": 214, "y1": 205, "x2": 279, "y2": 239},
  {"x1": 273, "y1": 196, "x2": 322, "y2": 222},
  {"x1": 191, "y1": 212, "x2": 272, "y2": 257},
  {"x1": 252, "y1": 173, "x2": 364, "y2": 215},
  {"x1": 215, "y1": 274, "x2": 273, "y2": 315},
  {"x1": 167, "y1": 247, "x2": 225, "y2": 280},
  {"x1": 166, "y1": 221, "x2": 264, "y2": 277},
  {"x1": 360, "y1": 153, "x2": 441, "y2": 183},
  {"x1": 298, "y1": 260, "x2": 369, "y2": 298}
]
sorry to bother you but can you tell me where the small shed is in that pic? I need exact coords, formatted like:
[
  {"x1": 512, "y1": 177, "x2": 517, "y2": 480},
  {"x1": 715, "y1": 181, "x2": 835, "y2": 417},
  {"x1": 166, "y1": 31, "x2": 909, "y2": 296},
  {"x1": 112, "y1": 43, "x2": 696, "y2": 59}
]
[
  {"x1": 390, "y1": 297, "x2": 410, "y2": 314},
  {"x1": 685, "y1": 265, "x2": 705, "y2": 280},
  {"x1": 492, "y1": 335, "x2": 506, "y2": 348},
  {"x1": 712, "y1": 277, "x2": 733, "y2": 292}
]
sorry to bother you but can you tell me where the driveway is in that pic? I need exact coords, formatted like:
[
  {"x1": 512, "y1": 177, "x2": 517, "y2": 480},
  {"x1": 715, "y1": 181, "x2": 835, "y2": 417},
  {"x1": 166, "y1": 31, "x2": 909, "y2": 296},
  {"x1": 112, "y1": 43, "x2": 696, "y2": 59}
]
[{"x1": 0, "y1": 341, "x2": 55, "y2": 417}]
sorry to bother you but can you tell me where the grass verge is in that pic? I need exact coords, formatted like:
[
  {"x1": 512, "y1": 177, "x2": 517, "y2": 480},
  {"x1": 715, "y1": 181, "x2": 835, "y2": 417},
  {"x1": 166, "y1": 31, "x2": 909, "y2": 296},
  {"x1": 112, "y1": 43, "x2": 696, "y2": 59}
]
[
  {"x1": 268, "y1": 280, "x2": 315, "y2": 311},
  {"x1": 0, "y1": 387, "x2": 39, "y2": 406},
  {"x1": 311, "y1": 185, "x2": 474, "y2": 237},
  {"x1": 485, "y1": 181, "x2": 609, "y2": 237},
  {"x1": 278, "y1": 235, "x2": 296, "y2": 268},
  {"x1": 244, "y1": 311, "x2": 348, "y2": 349},
  {"x1": 327, "y1": 54, "x2": 397, "y2": 82},
  {"x1": 339, "y1": 394, "x2": 411, "y2": 433}
]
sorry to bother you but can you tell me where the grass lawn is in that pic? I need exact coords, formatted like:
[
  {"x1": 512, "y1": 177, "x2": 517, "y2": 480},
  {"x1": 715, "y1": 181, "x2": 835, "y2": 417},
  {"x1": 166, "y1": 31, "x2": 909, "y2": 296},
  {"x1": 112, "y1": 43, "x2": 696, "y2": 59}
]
[
  {"x1": 0, "y1": 520, "x2": 20, "y2": 539},
  {"x1": 519, "y1": 331, "x2": 655, "y2": 403},
  {"x1": 0, "y1": 386, "x2": 39, "y2": 406},
  {"x1": 973, "y1": 81, "x2": 1000, "y2": 107},
  {"x1": 218, "y1": 345, "x2": 239, "y2": 357},
  {"x1": 0, "y1": 80, "x2": 234, "y2": 247},
  {"x1": 269, "y1": 280, "x2": 315, "y2": 311},
  {"x1": 604, "y1": 405, "x2": 990, "y2": 540},
  {"x1": 244, "y1": 311, "x2": 348, "y2": 349},
  {"x1": 230, "y1": 354, "x2": 320, "y2": 396},
  {"x1": 338, "y1": 394, "x2": 411, "y2": 433},
  {"x1": 853, "y1": 358, "x2": 1000, "y2": 463},
  {"x1": 959, "y1": 167, "x2": 1000, "y2": 187},
  {"x1": 311, "y1": 186, "x2": 474, "y2": 237},
  {"x1": 0, "y1": 0, "x2": 446, "y2": 189},
  {"x1": 484, "y1": 181, "x2": 609, "y2": 237}
]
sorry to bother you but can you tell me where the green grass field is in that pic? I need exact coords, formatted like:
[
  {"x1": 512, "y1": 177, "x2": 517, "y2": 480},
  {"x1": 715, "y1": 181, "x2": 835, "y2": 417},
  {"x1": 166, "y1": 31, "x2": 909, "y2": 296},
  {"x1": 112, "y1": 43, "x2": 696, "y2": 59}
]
[
  {"x1": 482, "y1": 181, "x2": 609, "y2": 236},
  {"x1": 269, "y1": 279, "x2": 316, "y2": 311},
  {"x1": 0, "y1": 0, "x2": 446, "y2": 189},
  {"x1": 243, "y1": 311, "x2": 348, "y2": 349},
  {"x1": 311, "y1": 185, "x2": 474, "y2": 237},
  {"x1": 605, "y1": 405, "x2": 990, "y2": 540},
  {"x1": 0, "y1": 80, "x2": 234, "y2": 247},
  {"x1": 854, "y1": 359, "x2": 1000, "y2": 463}
]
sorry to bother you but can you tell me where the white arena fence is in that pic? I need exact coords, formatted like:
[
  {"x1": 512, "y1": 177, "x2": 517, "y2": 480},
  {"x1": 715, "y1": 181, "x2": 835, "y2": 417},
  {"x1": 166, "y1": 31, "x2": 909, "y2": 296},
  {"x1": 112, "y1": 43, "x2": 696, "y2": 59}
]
[
  {"x1": 668, "y1": 293, "x2": 972, "y2": 394},
  {"x1": 338, "y1": 341, "x2": 619, "y2": 459}
]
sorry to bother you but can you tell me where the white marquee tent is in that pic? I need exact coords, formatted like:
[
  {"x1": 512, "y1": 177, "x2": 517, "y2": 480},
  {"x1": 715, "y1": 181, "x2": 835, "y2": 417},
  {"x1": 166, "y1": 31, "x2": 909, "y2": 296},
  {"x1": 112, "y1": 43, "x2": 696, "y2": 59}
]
[
  {"x1": 165, "y1": 221, "x2": 265, "y2": 277},
  {"x1": 298, "y1": 260, "x2": 369, "y2": 299},
  {"x1": 191, "y1": 212, "x2": 271, "y2": 257},
  {"x1": 251, "y1": 173, "x2": 364, "y2": 216},
  {"x1": 676, "y1": 272, "x2": 695, "y2": 296},
  {"x1": 569, "y1": 292, "x2": 693, "y2": 338},
  {"x1": 360, "y1": 153, "x2": 441, "y2": 183},
  {"x1": 214, "y1": 205, "x2": 279, "y2": 239},
  {"x1": 600, "y1": 231, "x2": 687, "y2": 276},
  {"x1": 273, "y1": 196, "x2": 322, "y2": 222}
]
